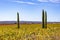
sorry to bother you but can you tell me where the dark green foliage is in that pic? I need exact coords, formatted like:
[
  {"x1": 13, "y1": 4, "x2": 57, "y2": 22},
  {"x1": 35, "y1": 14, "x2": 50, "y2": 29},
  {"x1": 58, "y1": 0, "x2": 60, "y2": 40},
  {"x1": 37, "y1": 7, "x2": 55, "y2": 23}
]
[
  {"x1": 44, "y1": 11, "x2": 47, "y2": 28},
  {"x1": 17, "y1": 12, "x2": 20, "y2": 28},
  {"x1": 42, "y1": 9, "x2": 44, "y2": 28},
  {"x1": 42, "y1": 10, "x2": 47, "y2": 28}
]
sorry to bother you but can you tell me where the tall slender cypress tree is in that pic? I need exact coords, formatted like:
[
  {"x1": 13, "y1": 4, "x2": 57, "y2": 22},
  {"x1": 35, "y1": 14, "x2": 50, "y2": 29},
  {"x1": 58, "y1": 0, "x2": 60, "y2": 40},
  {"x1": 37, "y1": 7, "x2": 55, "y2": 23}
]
[
  {"x1": 42, "y1": 9, "x2": 44, "y2": 28},
  {"x1": 17, "y1": 12, "x2": 20, "y2": 28},
  {"x1": 44, "y1": 11, "x2": 47, "y2": 28}
]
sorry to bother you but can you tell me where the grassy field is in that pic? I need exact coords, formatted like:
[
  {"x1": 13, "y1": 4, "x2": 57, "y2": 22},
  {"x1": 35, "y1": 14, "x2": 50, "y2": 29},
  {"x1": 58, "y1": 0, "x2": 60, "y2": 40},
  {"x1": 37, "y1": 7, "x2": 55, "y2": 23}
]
[{"x1": 0, "y1": 23, "x2": 60, "y2": 40}]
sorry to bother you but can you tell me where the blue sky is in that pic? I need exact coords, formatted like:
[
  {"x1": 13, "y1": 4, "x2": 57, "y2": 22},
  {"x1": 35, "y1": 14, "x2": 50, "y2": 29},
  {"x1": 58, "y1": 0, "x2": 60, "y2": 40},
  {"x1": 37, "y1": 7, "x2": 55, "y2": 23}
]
[{"x1": 0, "y1": 0, "x2": 60, "y2": 22}]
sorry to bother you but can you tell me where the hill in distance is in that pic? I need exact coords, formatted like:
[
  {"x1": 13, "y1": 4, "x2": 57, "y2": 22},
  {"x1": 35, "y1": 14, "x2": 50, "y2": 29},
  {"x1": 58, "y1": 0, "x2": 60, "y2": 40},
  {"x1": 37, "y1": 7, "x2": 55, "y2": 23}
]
[{"x1": 0, "y1": 21, "x2": 60, "y2": 24}]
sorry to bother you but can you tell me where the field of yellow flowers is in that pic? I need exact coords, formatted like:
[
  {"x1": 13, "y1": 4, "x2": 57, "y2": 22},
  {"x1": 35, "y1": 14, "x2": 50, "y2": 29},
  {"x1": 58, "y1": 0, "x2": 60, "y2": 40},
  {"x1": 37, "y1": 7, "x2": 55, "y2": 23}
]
[{"x1": 0, "y1": 23, "x2": 60, "y2": 40}]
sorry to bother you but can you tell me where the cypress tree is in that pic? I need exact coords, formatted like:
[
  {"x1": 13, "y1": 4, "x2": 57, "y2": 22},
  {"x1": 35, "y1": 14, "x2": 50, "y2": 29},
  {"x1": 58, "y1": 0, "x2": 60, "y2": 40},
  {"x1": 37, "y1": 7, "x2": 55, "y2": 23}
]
[
  {"x1": 44, "y1": 11, "x2": 47, "y2": 28},
  {"x1": 42, "y1": 9, "x2": 44, "y2": 28},
  {"x1": 17, "y1": 12, "x2": 20, "y2": 28}
]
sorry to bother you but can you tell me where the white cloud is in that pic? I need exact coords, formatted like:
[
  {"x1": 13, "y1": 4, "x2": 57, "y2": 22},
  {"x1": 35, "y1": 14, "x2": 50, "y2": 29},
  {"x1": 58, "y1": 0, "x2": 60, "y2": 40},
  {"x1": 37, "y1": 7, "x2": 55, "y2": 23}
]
[
  {"x1": 38, "y1": 0, "x2": 49, "y2": 2},
  {"x1": 5, "y1": 0, "x2": 17, "y2": 1},
  {"x1": 38, "y1": 0, "x2": 60, "y2": 3},
  {"x1": 49, "y1": 0, "x2": 60, "y2": 3},
  {"x1": 13, "y1": 1, "x2": 36, "y2": 5}
]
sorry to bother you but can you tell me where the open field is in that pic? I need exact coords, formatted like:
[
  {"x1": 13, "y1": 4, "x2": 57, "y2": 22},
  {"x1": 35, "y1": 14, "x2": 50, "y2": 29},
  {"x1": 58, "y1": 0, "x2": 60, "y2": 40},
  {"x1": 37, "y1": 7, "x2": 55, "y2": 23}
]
[{"x1": 0, "y1": 23, "x2": 60, "y2": 40}]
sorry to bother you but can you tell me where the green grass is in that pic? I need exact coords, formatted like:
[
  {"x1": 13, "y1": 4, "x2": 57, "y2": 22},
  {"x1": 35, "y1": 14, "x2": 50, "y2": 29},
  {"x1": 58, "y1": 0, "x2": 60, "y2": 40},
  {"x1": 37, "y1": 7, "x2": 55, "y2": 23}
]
[{"x1": 0, "y1": 23, "x2": 60, "y2": 40}]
